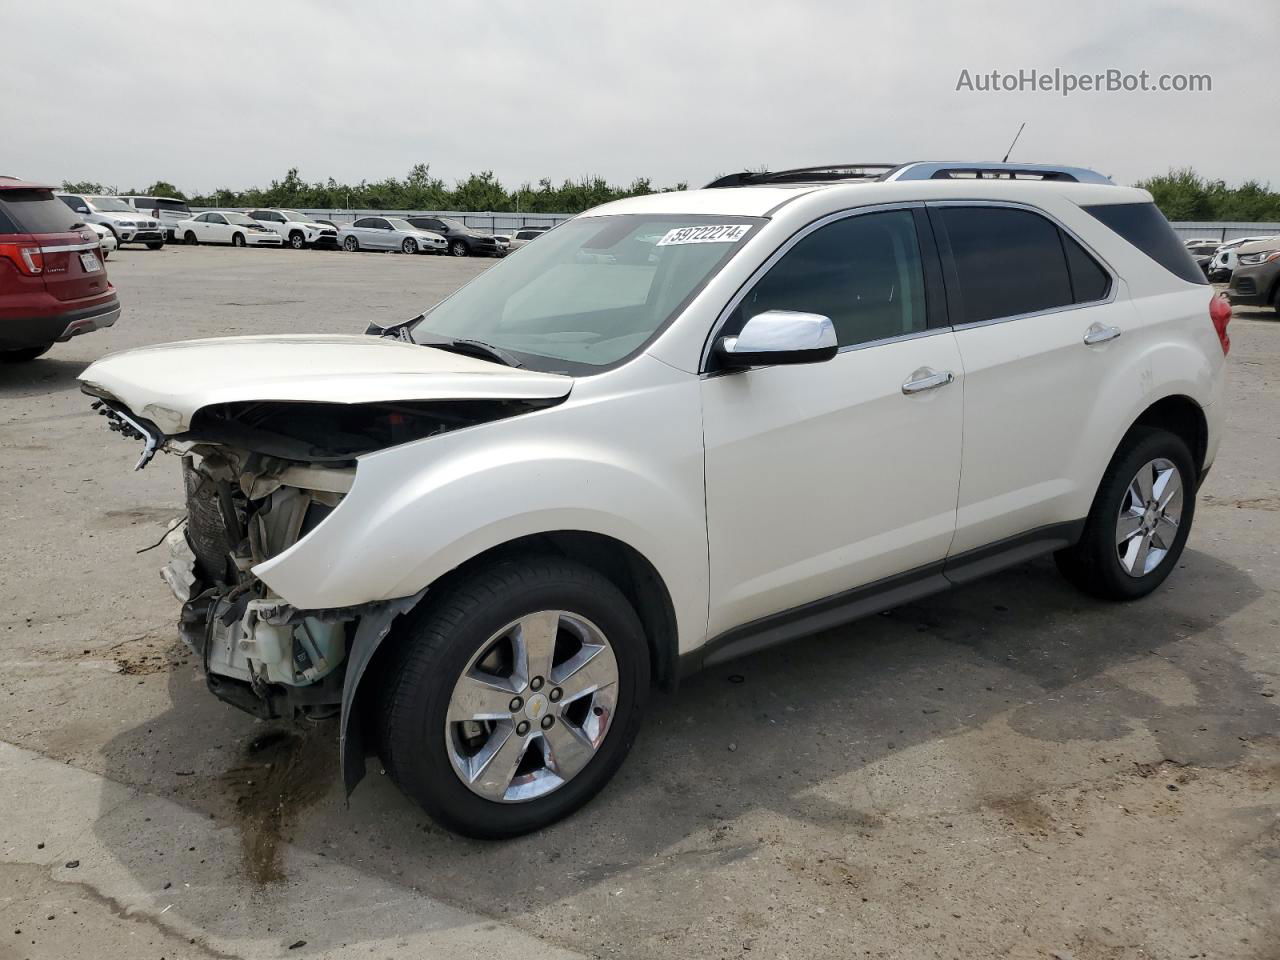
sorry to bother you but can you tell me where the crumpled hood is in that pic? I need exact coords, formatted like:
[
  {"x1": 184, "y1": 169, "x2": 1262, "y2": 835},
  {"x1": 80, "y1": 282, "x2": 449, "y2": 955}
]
[{"x1": 79, "y1": 333, "x2": 572, "y2": 434}]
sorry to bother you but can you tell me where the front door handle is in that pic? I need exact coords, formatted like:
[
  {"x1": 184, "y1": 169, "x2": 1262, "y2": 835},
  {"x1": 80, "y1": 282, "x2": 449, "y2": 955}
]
[
  {"x1": 901, "y1": 367, "x2": 955, "y2": 395},
  {"x1": 1083, "y1": 322, "x2": 1122, "y2": 345}
]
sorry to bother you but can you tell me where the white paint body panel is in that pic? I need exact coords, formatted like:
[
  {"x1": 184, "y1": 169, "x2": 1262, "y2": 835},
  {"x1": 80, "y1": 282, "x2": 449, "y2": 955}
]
[
  {"x1": 701, "y1": 332, "x2": 964, "y2": 635},
  {"x1": 79, "y1": 334, "x2": 572, "y2": 434},
  {"x1": 255, "y1": 354, "x2": 712, "y2": 651}
]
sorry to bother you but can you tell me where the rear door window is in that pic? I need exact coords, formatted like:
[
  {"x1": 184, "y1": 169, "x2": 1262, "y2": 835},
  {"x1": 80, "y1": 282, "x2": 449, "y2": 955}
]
[
  {"x1": 0, "y1": 189, "x2": 84, "y2": 234},
  {"x1": 1083, "y1": 202, "x2": 1207, "y2": 285},
  {"x1": 934, "y1": 206, "x2": 1075, "y2": 324}
]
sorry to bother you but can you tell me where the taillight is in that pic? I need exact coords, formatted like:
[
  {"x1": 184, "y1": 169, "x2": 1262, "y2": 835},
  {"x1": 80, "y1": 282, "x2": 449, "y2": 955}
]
[
  {"x1": 0, "y1": 242, "x2": 44, "y2": 275},
  {"x1": 1209, "y1": 293, "x2": 1231, "y2": 355}
]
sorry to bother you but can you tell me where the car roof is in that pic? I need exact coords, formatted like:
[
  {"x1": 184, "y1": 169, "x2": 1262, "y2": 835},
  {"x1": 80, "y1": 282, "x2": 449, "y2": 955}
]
[
  {"x1": 1, "y1": 175, "x2": 57, "y2": 191},
  {"x1": 583, "y1": 178, "x2": 1148, "y2": 219}
]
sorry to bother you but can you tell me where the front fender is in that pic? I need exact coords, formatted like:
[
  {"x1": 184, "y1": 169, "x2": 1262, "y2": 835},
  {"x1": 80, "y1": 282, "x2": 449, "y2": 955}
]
[{"x1": 254, "y1": 358, "x2": 708, "y2": 651}]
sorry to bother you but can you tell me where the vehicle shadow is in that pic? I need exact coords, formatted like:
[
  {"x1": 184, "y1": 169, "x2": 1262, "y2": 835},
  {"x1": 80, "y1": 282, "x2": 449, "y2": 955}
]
[
  {"x1": 92, "y1": 547, "x2": 1272, "y2": 954},
  {"x1": 0, "y1": 357, "x2": 86, "y2": 399}
]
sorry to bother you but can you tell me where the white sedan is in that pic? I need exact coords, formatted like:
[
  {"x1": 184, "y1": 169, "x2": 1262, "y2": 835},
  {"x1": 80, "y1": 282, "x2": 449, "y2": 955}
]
[
  {"x1": 178, "y1": 212, "x2": 284, "y2": 247},
  {"x1": 88, "y1": 222, "x2": 117, "y2": 259}
]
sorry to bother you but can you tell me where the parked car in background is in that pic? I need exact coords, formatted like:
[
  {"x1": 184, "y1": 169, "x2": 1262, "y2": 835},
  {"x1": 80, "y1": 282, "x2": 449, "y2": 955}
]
[
  {"x1": 119, "y1": 195, "x2": 194, "y2": 242},
  {"x1": 246, "y1": 209, "x2": 339, "y2": 249},
  {"x1": 1208, "y1": 235, "x2": 1277, "y2": 282},
  {"x1": 57, "y1": 194, "x2": 166, "y2": 249},
  {"x1": 1227, "y1": 238, "x2": 1280, "y2": 314},
  {"x1": 88, "y1": 221, "x2": 117, "y2": 259},
  {"x1": 179, "y1": 211, "x2": 284, "y2": 247},
  {"x1": 1184, "y1": 240, "x2": 1218, "y2": 278},
  {"x1": 338, "y1": 216, "x2": 447, "y2": 254},
  {"x1": 1, "y1": 176, "x2": 120, "y2": 362},
  {"x1": 499, "y1": 226, "x2": 554, "y2": 252},
  {"x1": 402, "y1": 215, "x2": 507, "y2": 257},
  {"x1": 81, "y1": 160, "x2": 1226, "y2": 838}
]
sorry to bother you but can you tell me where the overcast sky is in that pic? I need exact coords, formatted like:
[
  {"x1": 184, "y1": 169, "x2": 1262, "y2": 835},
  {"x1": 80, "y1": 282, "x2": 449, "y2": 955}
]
[{"x1": 5, "y1": 0, "x2": 1276, "y2": 194}]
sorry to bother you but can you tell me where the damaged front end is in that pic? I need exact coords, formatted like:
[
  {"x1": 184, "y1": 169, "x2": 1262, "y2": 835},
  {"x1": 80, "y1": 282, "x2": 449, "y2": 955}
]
[
  {"x1": 170, "y1": 449, "x2": 357, "y2": 721},
  {"x1": 79, "y1": 333, "x2": 574, "y2": 789}
]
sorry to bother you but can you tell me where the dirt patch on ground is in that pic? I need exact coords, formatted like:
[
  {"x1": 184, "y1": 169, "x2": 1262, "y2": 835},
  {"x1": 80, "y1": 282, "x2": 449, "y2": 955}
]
[
  {"x1": 218, "y1": 727, "x2": 333, "y2": 886},
  {"x1": 1202, "y1": 494, "x2": 1280, "y2": 512}
]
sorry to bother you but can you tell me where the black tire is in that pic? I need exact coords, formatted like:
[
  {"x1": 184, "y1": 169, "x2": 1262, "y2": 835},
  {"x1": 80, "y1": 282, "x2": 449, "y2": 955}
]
[
  {"x1": 1, "y1": 345, "x2": 52, "y2": 363},
  {"x1": 1271, "y1": 284, "x2": 1280, "y2": 317},
  {"x1": 378, "y1": 556, "x2": 650, "y2": 839},
  {"x1": 231, "y1": 233, "x2": 246, "y2": 248},
  {"x1": 184, "y1": 231, "x2": 198, "y2": 245},
  {"x1": 449, "y1": 239, "x2": 469, "y2": 257},
  {"x1": 1055, "y1": 426, "x2": 1197, "y2": 600},
  {"x1": 343, "y1": 235, "x2": 360, "y2": 252},
  {"x1": 288, "y1": 231, "x2": 306, "y2": 250},
  {"x1": 401, "y1": 237, "x2": 418, "y2": 255},
  {"x1": 146, "y1": 241, "x2": 164, "y2": 250}
]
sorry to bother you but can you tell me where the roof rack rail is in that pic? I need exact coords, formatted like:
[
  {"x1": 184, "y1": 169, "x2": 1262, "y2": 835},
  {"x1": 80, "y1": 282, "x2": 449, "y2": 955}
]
[
  {"x1": 704, "y1": 164, "x2": 899, "y2": 189},
  {"x1": 885, "y1": 161, "x2": 1112, "y2": 184}
]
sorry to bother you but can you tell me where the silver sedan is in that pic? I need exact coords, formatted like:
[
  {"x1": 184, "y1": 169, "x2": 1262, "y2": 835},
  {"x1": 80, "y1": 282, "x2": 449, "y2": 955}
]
[{"x1": 338, "y1": 217, "x2": 447, "y2": 254}]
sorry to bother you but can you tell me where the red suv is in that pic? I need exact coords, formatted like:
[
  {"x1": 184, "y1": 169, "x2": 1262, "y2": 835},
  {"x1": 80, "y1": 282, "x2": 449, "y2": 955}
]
[{"x1": 1, "y1": 176, "x2": 120, "y2": 363}]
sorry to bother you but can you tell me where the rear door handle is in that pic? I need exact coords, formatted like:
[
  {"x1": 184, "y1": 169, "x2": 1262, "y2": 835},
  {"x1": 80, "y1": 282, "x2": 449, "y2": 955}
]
[
  {"x1": 901, "y1": 367, "x2": 955, "y2": 395},
  {"x1": 1083, "y1": 322, "x2": 1122, "y2": 345}
]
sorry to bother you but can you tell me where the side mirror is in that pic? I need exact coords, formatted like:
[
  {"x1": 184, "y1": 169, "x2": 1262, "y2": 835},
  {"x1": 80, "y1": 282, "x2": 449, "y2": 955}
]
[
  {"x1": 716, "y1": 310, "x2": 838, "y2": 368},
  {"x1": 76, "y1": 206, "x2": 90, "y2": 214}
]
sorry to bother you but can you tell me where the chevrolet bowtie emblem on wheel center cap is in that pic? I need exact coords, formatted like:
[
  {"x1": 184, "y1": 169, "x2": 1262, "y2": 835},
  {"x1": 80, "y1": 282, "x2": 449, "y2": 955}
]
[{"x1": 525, "y1": 693, "x2": 550, "y2": 721}]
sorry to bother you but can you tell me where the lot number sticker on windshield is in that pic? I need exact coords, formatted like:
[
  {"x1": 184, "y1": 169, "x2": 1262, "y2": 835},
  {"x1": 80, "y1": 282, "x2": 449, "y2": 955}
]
[{"x1": 656, "y1": 224, "x2": 753, "y2": 246}]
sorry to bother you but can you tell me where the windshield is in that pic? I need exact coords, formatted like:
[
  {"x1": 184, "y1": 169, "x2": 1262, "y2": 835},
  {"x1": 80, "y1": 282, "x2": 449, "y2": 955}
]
[
  {"x1": 224, "y1": 212, "x2": 256, "y2": 226},
  {"x1": 415, "y1": 214, "x2": 762, "y2": 372},
  {"x1": 89, "y1": 197, "x2": 136, "y2": 212},
  {"x1": 278, "y1": 210, "x2": 307, "y2": 222},
  {"x1": 387, "y1": 217, "x2": 414, "y2": 231}
]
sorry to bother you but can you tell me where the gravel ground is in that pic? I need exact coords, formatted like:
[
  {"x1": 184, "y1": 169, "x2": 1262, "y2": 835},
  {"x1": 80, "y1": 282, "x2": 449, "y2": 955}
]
[{"x1": 1, "y1": 245, "x2": 1277, "y2": 960}]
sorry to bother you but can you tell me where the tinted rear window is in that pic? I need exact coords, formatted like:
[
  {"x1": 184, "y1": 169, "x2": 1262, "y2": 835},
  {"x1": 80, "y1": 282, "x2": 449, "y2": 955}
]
[
  {"x1": 156, "y1": 199, "x2": 191, "y2": 213},
  {"x1": 1083, "y1": 202, "x2": 1207, "y2": 285},
  {"x1": 0, "y1": 188, "x2": 84, "y2": 234},
  {"x1": 937, "y1": 206, "x2": 1074, "y2": 324}
]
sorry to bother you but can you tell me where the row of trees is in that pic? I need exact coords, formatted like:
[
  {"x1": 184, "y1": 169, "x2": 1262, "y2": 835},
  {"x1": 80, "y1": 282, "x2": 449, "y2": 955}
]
[
  {"x1": 1134, "y1": 168, "x2": 1280, "y2": 222},
  {"x1": 60, "y1": 165, "x2": 687, "y2": 214},
  {"x1": 61, "y1": 165, "x2": 1280, "y2": 221}
]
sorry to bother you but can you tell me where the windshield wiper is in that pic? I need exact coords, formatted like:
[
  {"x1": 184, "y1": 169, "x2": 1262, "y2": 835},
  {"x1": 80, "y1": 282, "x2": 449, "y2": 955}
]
[{"x1": 418, "y1": 335, "x2": 523, "y2": 368}]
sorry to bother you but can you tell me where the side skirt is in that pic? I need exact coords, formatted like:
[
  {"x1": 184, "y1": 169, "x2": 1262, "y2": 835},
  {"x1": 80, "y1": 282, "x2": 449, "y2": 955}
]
[{"x1": 680, "y1": 520, "x2": 1085, "y2": 678}]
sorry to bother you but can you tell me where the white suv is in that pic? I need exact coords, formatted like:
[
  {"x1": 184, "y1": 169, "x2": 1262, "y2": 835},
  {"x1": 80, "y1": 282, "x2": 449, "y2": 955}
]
[
  {"x1": 245, "y1": 208, "x2": 339, "y2": 249},
  {"x1": 80, "y1": 161, "x2": 1228, "y2": 838}
]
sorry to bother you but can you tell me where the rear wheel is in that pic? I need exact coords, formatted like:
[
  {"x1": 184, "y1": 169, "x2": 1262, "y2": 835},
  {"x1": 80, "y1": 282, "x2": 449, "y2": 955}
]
[
  {"x1": 1055, "y1": 427, "x2": 1196, "y2": 600},
  {"x1": 378, "y1": 557, "x2": 649, "y2": 838},
  {"x1": 1, "y1": 345, "x2": 52, "y2": 363},
  {"x1": 449, "y1": 239, "x2": 469, "y2": 257},
  {"x1": 231, "y1": 233, "x2": 246, "y2": 248},
  {"x1": 343, "y1": 236, "x2": 360, "y2": 252},
  {"x1": 402, "y1": 237, "x2": 418, "y2": 255}
]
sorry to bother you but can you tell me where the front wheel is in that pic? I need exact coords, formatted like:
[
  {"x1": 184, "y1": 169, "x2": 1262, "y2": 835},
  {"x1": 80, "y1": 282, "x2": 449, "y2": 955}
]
[
  {"x1": 231, "y1": 233, "x2": 246, "y2": 248},
  {"x1": 288, "y1": 231, "x2": 306, "y2": 250},
  {"x1": 378, "y1": 557, "x2": 649, "y2": 838},
  {"x1": 146, "y1": 241, "x2": 164, "y2": 250},
  {"x1": 343, "y1": 236, "x2": 360, "y2": 252},
  {"x1": 401, "y1": 237, "x2": 418, "y2": 255},
  {"x1": 184, "y1": 231, "x2": 198, "y2": 245},
  {"x1": 449, "y1": 239, "x2": 469, "y2": 257},
  {"x1": 1055, "y1": 427, "x2": 1196, "y2": 600}
]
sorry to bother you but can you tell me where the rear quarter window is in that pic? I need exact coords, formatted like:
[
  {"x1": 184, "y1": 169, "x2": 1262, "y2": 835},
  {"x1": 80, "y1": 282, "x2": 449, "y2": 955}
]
[
  {"x1": 1083, "y1": 202, "x2": 1207, "y2": 285},
  {"x1": 0, "y1": 189, "x2": 84, "y2": 234}
]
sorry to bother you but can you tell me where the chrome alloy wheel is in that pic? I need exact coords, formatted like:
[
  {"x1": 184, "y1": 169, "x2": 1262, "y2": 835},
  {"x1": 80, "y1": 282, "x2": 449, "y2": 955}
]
[
  {"x1": 445, "y1": 611, "x2": 619, "y2": 802},
  {"x1": 1116, "y1": 457, "x2": 1183, "y2": 577}
]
